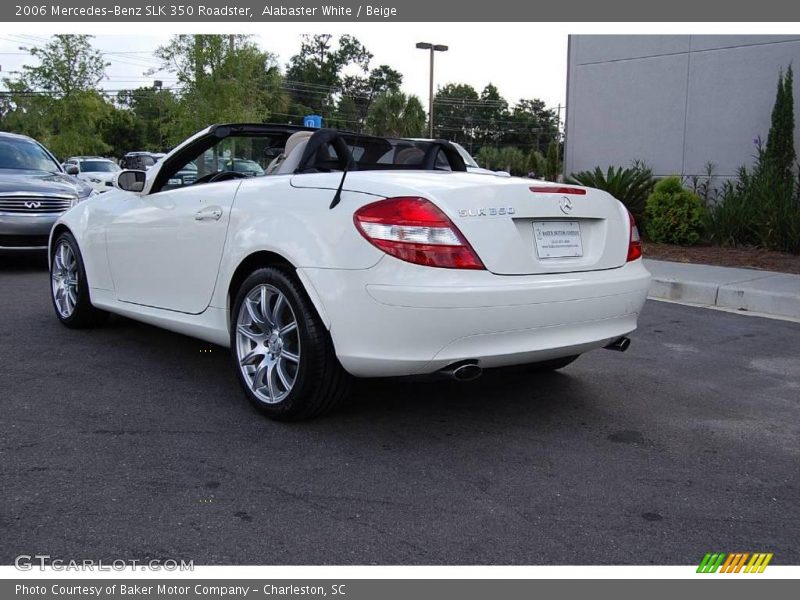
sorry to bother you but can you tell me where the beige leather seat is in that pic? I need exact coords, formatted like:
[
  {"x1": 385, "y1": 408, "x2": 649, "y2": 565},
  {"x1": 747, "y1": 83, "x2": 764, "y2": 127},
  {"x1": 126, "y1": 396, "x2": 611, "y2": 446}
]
[{"x1": 266, "y1": 131, "x2": 314, "y2": 175}]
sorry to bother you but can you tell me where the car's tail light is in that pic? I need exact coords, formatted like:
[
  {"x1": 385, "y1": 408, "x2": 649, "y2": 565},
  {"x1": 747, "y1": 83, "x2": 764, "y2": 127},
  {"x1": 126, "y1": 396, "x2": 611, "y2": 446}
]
[
  {"x1": 627, "y1": 210, "x2": 642, "y2": 262},
  {"x1": 354, "y1": 197, "x2": 485, "y2": 270}
]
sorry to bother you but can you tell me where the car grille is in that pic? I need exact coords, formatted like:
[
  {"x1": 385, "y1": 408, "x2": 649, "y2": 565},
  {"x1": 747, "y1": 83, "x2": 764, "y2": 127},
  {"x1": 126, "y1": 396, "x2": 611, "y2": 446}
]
[{"x1": 0, "y1": 195, "x2": 73, "y2": 214}]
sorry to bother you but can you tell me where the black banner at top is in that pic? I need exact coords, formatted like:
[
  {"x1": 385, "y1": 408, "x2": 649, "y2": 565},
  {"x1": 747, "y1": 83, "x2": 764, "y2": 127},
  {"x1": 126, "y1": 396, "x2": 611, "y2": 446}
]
[{"x1": 3, "y1": 0, "x2": 800, "y2": 21}]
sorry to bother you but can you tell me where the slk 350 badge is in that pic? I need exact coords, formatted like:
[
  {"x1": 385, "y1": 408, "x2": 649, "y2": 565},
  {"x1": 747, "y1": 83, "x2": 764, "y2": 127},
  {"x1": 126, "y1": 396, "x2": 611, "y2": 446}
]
[{"x1": 458, "y1": 207, "x2": 516, "y2": 217}]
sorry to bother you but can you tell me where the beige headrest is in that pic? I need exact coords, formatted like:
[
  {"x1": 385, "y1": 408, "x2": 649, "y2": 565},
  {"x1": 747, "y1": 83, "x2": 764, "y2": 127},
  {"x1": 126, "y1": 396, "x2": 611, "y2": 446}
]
[{"x1": 284, "y1": 131, "x2": 314, "y2": 158}]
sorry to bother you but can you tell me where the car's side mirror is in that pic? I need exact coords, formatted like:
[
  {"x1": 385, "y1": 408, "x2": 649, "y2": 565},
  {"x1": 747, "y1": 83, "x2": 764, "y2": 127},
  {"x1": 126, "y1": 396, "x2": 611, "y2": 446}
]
[
  {"x1": 64, "y1": 164, "x2": 79, "y2": 176},
  {"x1": 115, "y1": 170, "x2": 147, "y2": 193}
]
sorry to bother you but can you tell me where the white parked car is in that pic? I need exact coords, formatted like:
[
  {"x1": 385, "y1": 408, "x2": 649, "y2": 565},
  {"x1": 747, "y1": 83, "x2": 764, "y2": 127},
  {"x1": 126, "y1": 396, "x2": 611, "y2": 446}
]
[
  {"x1": 49, "y1": 124, "x2": 650, "y2": 420},
  {"x1": 63, "y1": 156, "x2": 121, "y2": 192}
]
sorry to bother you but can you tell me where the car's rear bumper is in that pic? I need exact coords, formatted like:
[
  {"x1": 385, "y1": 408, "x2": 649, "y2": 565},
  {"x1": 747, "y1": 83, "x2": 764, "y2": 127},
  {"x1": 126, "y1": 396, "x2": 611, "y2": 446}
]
[
  {"x1": 0, "y1": 212, "x2": 60, "y2": 250},
  {"x1": 299, "y1": 258, "x2": 651, "y2": 377}
]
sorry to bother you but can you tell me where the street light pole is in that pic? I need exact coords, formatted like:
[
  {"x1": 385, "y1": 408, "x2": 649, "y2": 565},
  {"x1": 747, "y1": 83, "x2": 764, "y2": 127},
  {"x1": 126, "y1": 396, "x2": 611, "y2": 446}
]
[{"x1": 416, "y1": 42, "x2": 448, "y2": 138}]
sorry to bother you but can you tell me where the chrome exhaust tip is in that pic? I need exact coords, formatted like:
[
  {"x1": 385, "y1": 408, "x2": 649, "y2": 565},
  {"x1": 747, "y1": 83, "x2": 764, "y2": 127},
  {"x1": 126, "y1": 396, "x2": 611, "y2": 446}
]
[
  {"x1": 440, "y1": 361, "x2": 483, "y2": 382},
  {"x1": 604, "y1": 336, "x2": 631, "y2": 352}
]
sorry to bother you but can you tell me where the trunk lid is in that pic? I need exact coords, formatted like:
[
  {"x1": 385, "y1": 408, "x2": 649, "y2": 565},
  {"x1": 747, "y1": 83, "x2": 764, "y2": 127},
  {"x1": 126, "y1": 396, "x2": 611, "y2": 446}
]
[{"x1": 291, "y1": 171, "x2": 630, "y2": 275}]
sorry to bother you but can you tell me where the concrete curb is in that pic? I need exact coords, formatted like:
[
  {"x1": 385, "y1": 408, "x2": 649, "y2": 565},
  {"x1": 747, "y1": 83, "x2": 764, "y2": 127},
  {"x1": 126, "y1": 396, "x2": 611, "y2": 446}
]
[{"x1": 644, "y1": 259, "x2": 800, "y2": 320}]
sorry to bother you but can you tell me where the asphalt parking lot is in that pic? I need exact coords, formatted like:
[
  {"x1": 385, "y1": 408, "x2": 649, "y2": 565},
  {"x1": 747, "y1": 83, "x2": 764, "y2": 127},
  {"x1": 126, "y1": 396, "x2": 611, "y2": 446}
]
[{"x1": 1, "y1": 254, "x2": 798, "y2": 565}]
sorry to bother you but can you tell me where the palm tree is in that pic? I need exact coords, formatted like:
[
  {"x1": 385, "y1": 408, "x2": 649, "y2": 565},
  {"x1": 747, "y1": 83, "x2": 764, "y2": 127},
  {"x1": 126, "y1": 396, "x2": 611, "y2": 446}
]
[{"x1": 366, "y1": 92, "x2": 426, "y2": 137}]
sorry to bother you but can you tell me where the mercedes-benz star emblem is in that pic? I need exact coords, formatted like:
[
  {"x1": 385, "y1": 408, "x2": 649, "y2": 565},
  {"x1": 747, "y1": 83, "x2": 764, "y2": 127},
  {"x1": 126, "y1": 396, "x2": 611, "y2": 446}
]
[{"x1": 559, "y1": 196, "x2": 573, "y2": 214}]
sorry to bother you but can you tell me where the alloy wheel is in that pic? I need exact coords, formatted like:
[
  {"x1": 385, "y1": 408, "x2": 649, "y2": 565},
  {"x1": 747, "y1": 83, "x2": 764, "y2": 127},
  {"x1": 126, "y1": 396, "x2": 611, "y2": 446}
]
[
  {"x1": 235, "y1": 284, "x2": 301, "y2": 404},
  {"x1": 51, "y1": 241, "x2": 79, "y2": 319}
]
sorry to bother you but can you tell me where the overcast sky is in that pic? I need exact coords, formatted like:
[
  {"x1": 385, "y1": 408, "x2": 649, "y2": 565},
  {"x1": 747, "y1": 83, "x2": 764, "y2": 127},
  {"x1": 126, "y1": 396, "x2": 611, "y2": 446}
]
[{"x1": 0, "y1": 26, "x2": 568, "y2": 111}]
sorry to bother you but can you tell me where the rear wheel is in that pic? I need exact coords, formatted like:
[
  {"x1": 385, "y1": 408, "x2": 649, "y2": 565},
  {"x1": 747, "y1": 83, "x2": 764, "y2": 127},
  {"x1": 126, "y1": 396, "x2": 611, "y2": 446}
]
[
  {"x1": 231, "y1": 267, "x2": 351, "y2": 420},
  {"x1": 50, "y1": 232, "x2": 108, "y2": 328},
  {"x1": 530, "y1": 355, "x2": 580, "y2": 371}
]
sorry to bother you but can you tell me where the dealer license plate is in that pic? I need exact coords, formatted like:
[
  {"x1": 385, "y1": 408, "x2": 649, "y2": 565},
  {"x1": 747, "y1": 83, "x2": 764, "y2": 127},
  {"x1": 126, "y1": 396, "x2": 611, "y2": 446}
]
[{"x1": 533, "y1": 221, "x2": 583, "y2": 258}]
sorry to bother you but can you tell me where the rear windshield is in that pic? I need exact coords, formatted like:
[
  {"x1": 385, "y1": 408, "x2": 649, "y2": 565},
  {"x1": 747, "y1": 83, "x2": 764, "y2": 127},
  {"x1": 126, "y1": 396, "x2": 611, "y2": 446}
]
[{"x1": 0, "y1": 137, "x2": 60, "y2": 172}]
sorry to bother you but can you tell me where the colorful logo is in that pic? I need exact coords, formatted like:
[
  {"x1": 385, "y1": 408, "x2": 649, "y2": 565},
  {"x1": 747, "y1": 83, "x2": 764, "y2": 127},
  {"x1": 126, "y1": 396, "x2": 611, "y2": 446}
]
[{"x1": 697, "y1": 552, "x2": 773, "y2": 573}]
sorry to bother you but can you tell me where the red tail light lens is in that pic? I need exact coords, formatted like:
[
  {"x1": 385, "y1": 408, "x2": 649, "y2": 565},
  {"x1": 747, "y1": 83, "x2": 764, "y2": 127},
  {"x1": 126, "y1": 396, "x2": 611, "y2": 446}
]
[
  {"x1": 354, "y1": 197, "x2": 485, "y2": 270},
  {"x1": 627, "y1": 211, "x2": 642, "y2": 262}
]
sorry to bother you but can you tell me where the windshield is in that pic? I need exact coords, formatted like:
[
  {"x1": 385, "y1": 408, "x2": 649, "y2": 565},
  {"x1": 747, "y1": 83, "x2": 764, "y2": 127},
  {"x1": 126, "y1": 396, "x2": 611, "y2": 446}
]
[
  {"x1": 0, "y1": 137, "x2": 60, "y2": 172},
  {"x1": 80, "y1": 160, "x2": 119, "y2": 173},
  {"x1": 229, "y1": 159, "x2": 265, "y2": 175}
]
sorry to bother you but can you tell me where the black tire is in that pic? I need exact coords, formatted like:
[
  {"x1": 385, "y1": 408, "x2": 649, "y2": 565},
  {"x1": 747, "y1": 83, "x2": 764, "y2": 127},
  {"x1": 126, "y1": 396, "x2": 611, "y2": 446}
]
[
  {"x1": 529, "y1": 354, "x2": 580, "y2": 371},
  {"x1": 230, "y1": 267, "x2": 351, "y2": 421},
  {"x1": 50, "y1": 232, "x2": 108, "y2": 329}
]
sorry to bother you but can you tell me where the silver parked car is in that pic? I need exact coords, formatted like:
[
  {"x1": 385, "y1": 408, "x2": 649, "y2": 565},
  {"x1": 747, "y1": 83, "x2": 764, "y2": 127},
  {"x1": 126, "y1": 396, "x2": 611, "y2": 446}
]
[{"x1": 0, "y1": 132, "x2": 94, "y2": 251}]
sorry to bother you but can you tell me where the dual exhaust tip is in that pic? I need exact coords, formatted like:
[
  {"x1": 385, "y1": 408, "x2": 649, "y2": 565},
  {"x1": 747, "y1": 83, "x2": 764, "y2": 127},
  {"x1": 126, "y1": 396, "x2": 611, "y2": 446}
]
[{"x1": 438, "y1": 336, "x2": 631, "y2": 381}]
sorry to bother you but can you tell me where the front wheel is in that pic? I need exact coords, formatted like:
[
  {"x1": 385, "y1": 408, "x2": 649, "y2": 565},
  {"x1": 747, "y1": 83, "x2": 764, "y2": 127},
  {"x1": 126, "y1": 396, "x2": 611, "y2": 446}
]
[
  {"x1": 50, "y1": 232, "x2": 108, "y2": 328},
  {"x1": 231, "y1": 267, "x2": 351, "y2": 421}
]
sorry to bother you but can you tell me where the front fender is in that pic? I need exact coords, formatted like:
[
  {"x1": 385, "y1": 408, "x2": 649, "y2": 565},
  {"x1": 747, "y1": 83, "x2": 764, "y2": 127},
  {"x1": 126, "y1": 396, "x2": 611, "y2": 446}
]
[{"x1": 48, "y1": 192, "x2": 126, "y2": 292}]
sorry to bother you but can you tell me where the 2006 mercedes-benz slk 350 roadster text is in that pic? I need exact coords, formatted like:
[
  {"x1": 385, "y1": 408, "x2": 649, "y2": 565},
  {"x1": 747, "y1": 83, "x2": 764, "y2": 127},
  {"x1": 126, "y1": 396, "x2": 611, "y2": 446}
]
[{"x1": 49, "y1": 124, "x2": 650, "y2": 420}]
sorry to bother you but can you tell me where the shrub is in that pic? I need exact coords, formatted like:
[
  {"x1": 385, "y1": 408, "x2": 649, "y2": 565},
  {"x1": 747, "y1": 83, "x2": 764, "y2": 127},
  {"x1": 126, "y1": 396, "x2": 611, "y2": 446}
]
[
  {"x1": 545, "y1": 140, "x2": 560, "y2": 182},
  {"x1": 703, "y1": 65, "x2": 800, "y2": 254},
  {"x1": 644, "y1": 176, "x2": 707, "y2": 246},
  {"x1": 705, "y1": 148, "x2": 800, "y2": 253},
  {"x1": 477, "y1": 146, "x2": 528, "y2": 176},
  {"x1": 527, "y1": 150, "x2": 547, "y2": 178},
  {"x1": 566, "y1": 162, "x2": 654, "y2": 223}
]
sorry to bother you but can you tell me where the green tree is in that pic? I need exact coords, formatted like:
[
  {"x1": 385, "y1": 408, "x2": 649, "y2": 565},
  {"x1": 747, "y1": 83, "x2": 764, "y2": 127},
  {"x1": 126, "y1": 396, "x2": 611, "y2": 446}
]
[
  {"x1": 1, "y1": 35, "x2": 112, "y2": 157},
  {"x1": 101, "y1": 107, "x2": 143, "y2": 158},
  {"x1": 14, "y1": 34, "x2": 108, "y2": 96},
  {"x1": 765, "y1": 65, "x2": 796, "y2": 182},
  {"x1": 365, "y1": 92, "x2": 426, "y2": 137},
  {"x1": 472, "y1": 84, "x2": 509, "y2": 147},
  {"x1": 284, "y1": 34, "x2": 372, "y2": 117},
  {"x1": 432, "y1": 83, "x2": 480, "y2": 143},
  {"x1": 545, "y1": 139, "x2": 560, "y2": 181},
  {"x1": 154, "y1": 35, "x2": 284, "y2": 142},
  {"x1": 506, "y1": 98, "x2": 559, "y2": 154},
  {"x1": 115, "y1": 86, "x2": 180, "y2": 151},
  {"x1": 336, "y1": 64, "x2": 403, "y2": 131}
]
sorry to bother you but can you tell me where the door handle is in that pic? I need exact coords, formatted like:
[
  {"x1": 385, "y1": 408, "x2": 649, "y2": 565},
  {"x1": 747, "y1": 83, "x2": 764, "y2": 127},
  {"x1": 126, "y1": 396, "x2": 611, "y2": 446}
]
[{"x1": 194, "y1": 207, "x2": 223, "y2": 221}]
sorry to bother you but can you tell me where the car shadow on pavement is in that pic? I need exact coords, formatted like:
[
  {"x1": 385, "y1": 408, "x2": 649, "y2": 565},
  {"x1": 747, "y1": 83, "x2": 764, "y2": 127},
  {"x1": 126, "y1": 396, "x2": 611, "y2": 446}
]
[
  {"x1": 67, "y1": 309, "x2": 589, "y2": 426},
  {"x1": 342, "y1": 367, "x2": 589, "y2": 422},
  {"x1": 0, "y1": 251, "x2": 48, "y2": 272}
]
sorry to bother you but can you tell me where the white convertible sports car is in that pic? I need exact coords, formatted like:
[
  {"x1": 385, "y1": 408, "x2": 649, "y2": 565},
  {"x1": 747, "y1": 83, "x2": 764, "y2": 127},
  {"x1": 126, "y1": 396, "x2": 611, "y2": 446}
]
[{"x1": 49, "y1": 124, "x2": 650, "y2": 420}]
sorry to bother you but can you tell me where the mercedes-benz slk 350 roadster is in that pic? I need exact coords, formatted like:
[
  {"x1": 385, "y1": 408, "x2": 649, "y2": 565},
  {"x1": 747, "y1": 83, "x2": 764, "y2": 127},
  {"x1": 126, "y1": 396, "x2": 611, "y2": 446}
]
[{"x1": 49, "y1": 124, "x2": 650, "y2": 420}]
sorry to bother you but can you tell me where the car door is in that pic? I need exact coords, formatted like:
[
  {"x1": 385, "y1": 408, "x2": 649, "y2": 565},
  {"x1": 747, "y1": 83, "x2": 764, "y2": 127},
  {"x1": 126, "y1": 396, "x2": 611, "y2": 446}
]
[
  {"x1": 105, "y1": 125, "x2": 303, "y2": 314},
  {"x1": 105, "y1": 178, "x2": 239, "y2": 314}
]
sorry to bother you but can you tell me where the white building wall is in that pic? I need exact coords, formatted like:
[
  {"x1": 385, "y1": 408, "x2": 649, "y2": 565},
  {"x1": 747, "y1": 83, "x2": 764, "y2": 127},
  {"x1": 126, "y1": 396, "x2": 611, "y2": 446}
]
[{"x1": 565, "y1": 35, "x2": 800, "y2": 179}]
